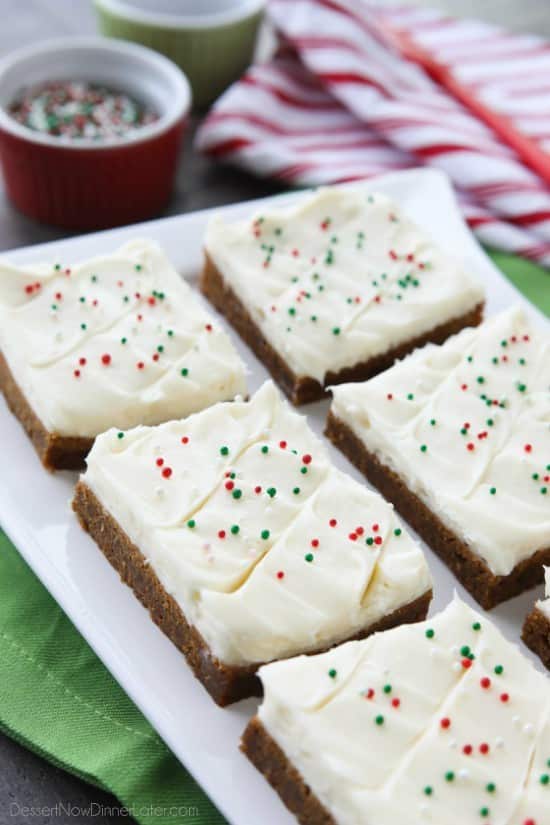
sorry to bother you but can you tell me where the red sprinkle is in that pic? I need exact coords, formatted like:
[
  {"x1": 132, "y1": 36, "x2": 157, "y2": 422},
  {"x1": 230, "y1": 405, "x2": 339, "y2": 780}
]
[
  {"x1": 500, "y1": 693, "x2": 510, "y2": 703},
  {"x1": 205, "y1": 324, "x2": 213, "y2": 332},
  {"x1": 524, "y1": 444, "x2": 532, "y2": 453},
  {"x1": 276, "y1": 571, "x2": 285, "y2": 580},
  {"x1": 181, "y1": 436, "x2": 189, "y2": 445},
  {"x1": 218, "y1": 530, "x2": 226, "y2": 539},
  {"x1": 79, "y1": 357, "x2": 86, "y2": 366},
  {"x1": 156, "y1": 458, "x2": 164, "y2": 467},
  {"x1": 374, "y1": 536, "x2": 383, "y2": 545},
  {"x1": 279, "y1": 440, "x2": 287, "y2": 449},
  {"x1": 329, "y1": 518, "x2": 337, "y2": 527},
  {"x1": 101, "y1": 354, "x2": 111, "y2": 366},
  {"x1": 481, "y1": 677, "x2": 491, "y2": 689},
  {"x1": 73, "y1": 369, "x2": 80, "y2": 378},
  {"x1": 311, "y1": 539, "x2": 319, "y2": 548},
  {"x1": 479, "y1": 743, "x2": 490, "y2": 755},
  {"x1": 302, "y1": 454, "x2": 312, "y2": 465},
  {"x1": 254, "y1": 486, "x2": 262, "y2": 495},
  {"x1": 462, "y1": 658, "x2": 472, "y2": 669},
  {"x1": 225, "y1": 481, "x2": 234, "y2": 491},
  {"x1": 463, "y1": 744, "x2": 473, "y2": 755},
  {"x1": 440, "y1": 718, "x2": 451, "y2": 729},
  {"x1": 349, "y1": 532, "x2": 358, "y2": 541},
  {"x1": 387, "y1": 393, "x2": 393, "y2": 400},
  {"x1": 372, "y1": 523, "x2": 379, "y2": 532},
  {"x1": 391, "y1": 698, "x2": 401, "y2": 708},
  {"x1": 467, "y1": 443, "x2": 475, "y2": 452},
  {"x1": 366, "y1": 688, "x2": 375, "y2": 700},
  {"x1": 162, "y1": 467, "x2": 172, "y2": 479},
  {"x1": 137, "y1": 361, "x2": 145, "y2": 370}
]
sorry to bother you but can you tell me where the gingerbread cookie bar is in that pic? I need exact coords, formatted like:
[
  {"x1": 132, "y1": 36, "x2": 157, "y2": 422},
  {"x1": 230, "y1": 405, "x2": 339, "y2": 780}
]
[
  {"x1": 202, "y1": 186, "x2": 484, "y2": 404},
  {"x1": 523, "y1": 567, "x2": 550, "y2": 671},
  {"x1": 0, "y1": 240, "x2": 246, "y2": 469},
  {"x1": 328, "y1": 307, "x2": 550, "y2": 609},
  {"x1": 73, "y1": 382, "x2": 432, "y2": 706},
  {"x1": 243, "y1": 596, "x2": 550, "y2": 825}
]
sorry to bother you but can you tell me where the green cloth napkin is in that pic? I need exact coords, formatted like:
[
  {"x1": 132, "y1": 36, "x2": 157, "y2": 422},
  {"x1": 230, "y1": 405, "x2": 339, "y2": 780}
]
[{"x1": 0, "y1": 251, "x2": 547, "y2": 825}]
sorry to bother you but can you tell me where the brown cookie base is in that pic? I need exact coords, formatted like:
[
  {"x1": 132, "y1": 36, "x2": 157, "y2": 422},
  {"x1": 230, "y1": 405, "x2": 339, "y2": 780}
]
[
  {"x1": 522, "y1": 606, "x2": 550, "y2": 671},
  {"x1": 326, "y1": 411, "x2": 550, "y2": 610},
  {"x1": 200, "y1": 252, "x2": 484, "y2": 405},
  {"x1": 242, "y1": 717, "x2": 336, "y2": 825},
  {"x1": 72, "y1": 480, "x2": 431, "y2": 706},
  {"x1": 0, "y1": 350, "x2": 92, "y2": 471}
]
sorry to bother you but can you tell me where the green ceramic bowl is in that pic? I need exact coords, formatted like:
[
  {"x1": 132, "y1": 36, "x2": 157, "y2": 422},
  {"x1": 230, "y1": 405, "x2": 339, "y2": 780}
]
[{"x1": 95, "y1": 0, "x2": 265, "y2": 108}]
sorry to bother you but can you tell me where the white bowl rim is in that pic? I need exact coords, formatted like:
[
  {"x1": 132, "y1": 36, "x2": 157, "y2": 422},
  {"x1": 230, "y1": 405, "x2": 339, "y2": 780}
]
[
  {"x1": 0, "y1": 37, "x2": 192, "y2": 150},
  {"x1": 95, "y1": 0, "x2": 266, "y2": 30}
]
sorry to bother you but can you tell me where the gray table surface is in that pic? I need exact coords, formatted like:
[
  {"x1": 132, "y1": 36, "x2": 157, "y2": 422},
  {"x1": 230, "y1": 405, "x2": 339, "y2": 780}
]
[{"x1": 1, "y1": 1, "x2": 549, "y2": 823}]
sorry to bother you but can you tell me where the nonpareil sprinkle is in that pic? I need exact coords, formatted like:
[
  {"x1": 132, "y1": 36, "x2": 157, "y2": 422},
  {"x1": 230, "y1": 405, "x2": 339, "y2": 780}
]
[{"x1": 9, "y1": 81, "x2": 158, "y2": 141}]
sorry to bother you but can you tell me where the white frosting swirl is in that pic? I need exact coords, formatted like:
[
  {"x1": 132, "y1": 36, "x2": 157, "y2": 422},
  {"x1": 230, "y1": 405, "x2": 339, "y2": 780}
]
[
  {"x1": 205, "y1": 187, "x2": 484, "y2": 383},
  {"x1": 0, "y1": 240, "x2": 246, "y2": 437},
  {"x1": 82, "y1": 382, "x2": 431, "y2": 666},
  {"x1": 257, "y1": 596, "x2": 550, "y2": 825},
  {"x1": 331, "y1": 307, "x2": 550, "y2": 577}
]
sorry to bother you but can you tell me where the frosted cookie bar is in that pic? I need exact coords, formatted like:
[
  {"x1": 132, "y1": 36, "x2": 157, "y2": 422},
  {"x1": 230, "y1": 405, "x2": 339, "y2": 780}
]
[
  {"x1": 72, "y1": 382, "x2": 432, "y2": 705},
  {"x1": 202, "y1": 186, "x2": 484, "y2": 404},
  {"x1": 327, "y1": 307, "x2": 550, "y2": 609},
  {"x1": 0, "y1": 240, "x2": 246, "y2": 469},
  {"x1": 523, "y1": 567, "x2": 550, "y2": 671},
  {"x1": 243, "y1": 596, "x2": 550, "y2": 825}
]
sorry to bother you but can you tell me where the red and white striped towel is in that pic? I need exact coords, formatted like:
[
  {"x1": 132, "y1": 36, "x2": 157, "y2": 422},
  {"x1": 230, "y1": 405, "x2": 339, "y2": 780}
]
[{"x1": 196, "y1": 0, "x2": 550, "y2": 267}]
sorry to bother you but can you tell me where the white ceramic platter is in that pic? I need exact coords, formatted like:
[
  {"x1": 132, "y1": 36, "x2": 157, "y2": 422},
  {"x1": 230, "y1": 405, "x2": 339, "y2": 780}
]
[{"x1": 0, "y1": 169, "x2": 547, "y2": 825}]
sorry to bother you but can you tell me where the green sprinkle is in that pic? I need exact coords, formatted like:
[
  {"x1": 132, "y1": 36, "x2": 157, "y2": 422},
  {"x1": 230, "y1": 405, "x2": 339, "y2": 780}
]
[
  {"x1": 230, "y1": 524, "x2": 239, "y2": 535},
  {"x1": 261, "y1": 530, "x2": 270, "y2": 540},
  {"x1": 519, "y1": 357, "x2": 526, "y2": 365},
  {"x1": 157, "y1": 345, "x2": 164, "y2": 353},
  {"x1": 541, "y1": 487, "x2": 548, "y2": 495},
  {"x1": 261, "y1": 445, "x2": 269, "y2": 454},
  {"x1": 424, "y1": 786, "x2": 433, "y2": 796},
  {"x1": 51, "y1": 304, "x2": 58, "y2": 311},
  {"x1": 420, "y1": 444, "x2": 428, "y2": 453},
  {"x1": 310, "y1": 315, "x2": 317, "y2": 322},
  {"x1": 486, "y1": 783, "x2": 496, "y2": 794},
  {"x1": 135, "y1": 264, "x2": 142, "y2": 272},
  {"x1": 541, "y1": 774, "x2": 550, "y2": 785},
  {"x1": 91, "y1": 274, "x2": 98, "y2": 283},
  {"x1": 375, "y1": 715, "x2": 384, "y2": 726},
  {"x1": 480, "y1": 807, "x2": 490, "y2": 818},
  {"x1": 467, "y1": 356, "x2": 473, "y2": 363},
  {"x1": 407, "y1": 393, "x2": 414, "y2": 401},
  {"x1": 54, "y1": 264, "x2": 61, "y2": 271},
  {"x1": 181, "y1": 368, "x2": 188, "y2": 377},
  {"x1": 430, "y1": 419, "x2": 436, "y2": 426},
  {"x1": 328, "y1": 668, "x2": 337, "y2": 679},
  {"x1": 501, "y1": 339, "x2": 507, "y2": 347},
  {"x1": 288, "y1": 307, "x2": 296, "y2": 316},
  {"x1": 121, "y1": 337, "x2": 127, "y2": 344},
  {"x1": 80, "y1": 323, "x2": 87, "y2": 330},
  {"x1": 79, "y1": 296, "x2": 86, "y2": 303},
  {"x1": 187, "y1": 519, "x2": 196, "y2": 529},
  {"x1": 533, "y1": 473, "x2": 540, "y2": 480},
  {"x1": 494, "y1": 665, "x2": 503, "y2": 675},
  {"x1": 425, "y1": 628, "x2": 434, "y2": 639},
  {"x1": 332, "y1": 327, "x2": 341, "y2": 336},
  {"x1": 293, "y1": 487, "x2": 300, "y2": 495},
  {"x1": 472, "y1": 622, "x2": 481, "y2": 631},
  {"x1": 445, "y1": 772, "x2": 455, "y2": 782},
  {"x1": 486, "y1": 418, "x2": 494, "y2": 426},
  {"x1": 300, "y1": 466, "x2": 308, "y2": 475},
  {"x1": 167, "y1": 329, "x2": 174, "y2": 337},
  {"x1": 366, "y1": 537, "x2": 374, "y2": 546},
  {"x1": 220, "y1": 446, "x2": 229, "y2": 456},
  {"x1": 461, "y1": 645, "x2": 471, "y2": 657},
  {"x1": 517, "y1": 383, "x2": 527, "y2": 393},
  {"x1": 477, "y1": 376, "x2": 485, "y2": 384},
  {"x1": 304, "y1": 553, "x2": 314, "y2": 563},
  {"x1": 393, "y1": 528, "x2": 402, "y2": 537},
  {"x1": 490, "y1": 487, "x2": 496, "y2": 495},
  {"x1": 267, "y1": 487, "x2": 277, "y2": 498},
  {"x1": 383, "y1": 684, "x2": 392, "y2": 694},
  {"x1": 232, "y1": 489, "x2": 242, "y2": 500},
  {"x1": 117, "y1": 432, "x2": 124, "y2": 440}
]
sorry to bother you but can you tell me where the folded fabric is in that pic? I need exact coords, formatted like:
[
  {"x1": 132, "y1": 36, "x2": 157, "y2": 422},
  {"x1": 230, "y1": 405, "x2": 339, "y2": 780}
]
[{"x1": 196, "y1": 0, "x2": 550, "y2": 268}]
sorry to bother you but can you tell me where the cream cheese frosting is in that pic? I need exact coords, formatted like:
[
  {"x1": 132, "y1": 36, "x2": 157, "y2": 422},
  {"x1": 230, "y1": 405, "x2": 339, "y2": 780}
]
[
  {"x1": 0, "y1": 240, "x2": 246, "y2": 437},
  {"x1": 331, "y1": 307, "x2": 550, "y2": 577},
  {"x1": 204, "y1": 186, "x2": 484, "y2": 383},
  {"x1": 257, "y1": 596, "x2": 550, "y2": 825},
  {"x1": 82, "y1": 381, "x2": 432, "y2": 666},
  {"x1": 537, "y1": 567, "x2": 550, "y2": 620}
]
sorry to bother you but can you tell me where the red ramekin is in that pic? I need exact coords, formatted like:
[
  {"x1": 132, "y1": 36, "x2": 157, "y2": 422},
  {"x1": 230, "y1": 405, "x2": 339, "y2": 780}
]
[{"x1": 0, "y1": 38, "x2": 192, "y2": 230}]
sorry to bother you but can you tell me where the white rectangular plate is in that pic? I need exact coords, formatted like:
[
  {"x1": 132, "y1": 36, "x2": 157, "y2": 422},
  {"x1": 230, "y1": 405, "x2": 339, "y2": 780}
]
[{"x1": 0, "y1": 169, "x2": 548, "y2": 825}]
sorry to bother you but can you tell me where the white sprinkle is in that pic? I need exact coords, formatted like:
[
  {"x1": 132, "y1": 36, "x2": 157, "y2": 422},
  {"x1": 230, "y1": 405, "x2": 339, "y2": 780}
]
[
  {"x1": 495, "y1": 737, "x2": 504, "y2": 749},
  {"x1": 523, "y1": 723, "x2": 535, "y2": 737},
  {"x1": 459, "y1": 769, "x2": 470, "y2": 781}
]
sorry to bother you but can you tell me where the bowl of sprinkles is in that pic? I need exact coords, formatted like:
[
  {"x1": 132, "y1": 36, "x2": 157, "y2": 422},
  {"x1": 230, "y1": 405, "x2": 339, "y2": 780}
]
[{"x1": 0, "y1": 38, "x2": 191, "y2": 229}]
